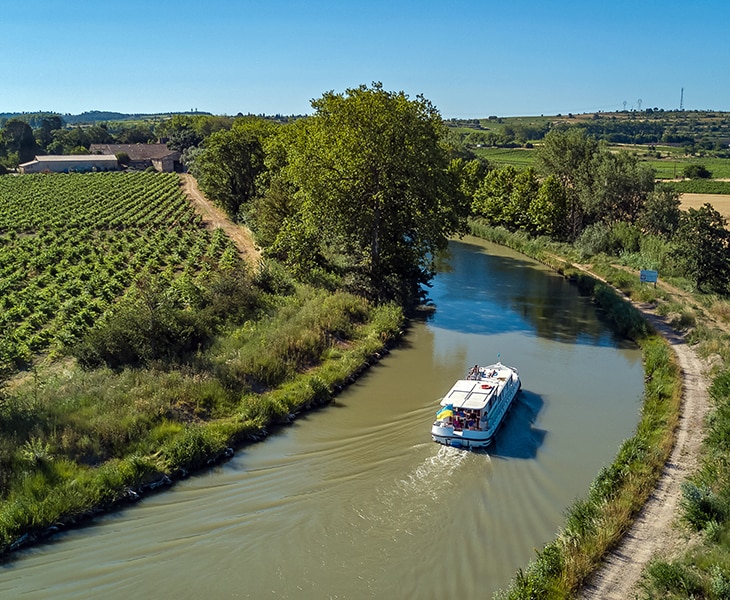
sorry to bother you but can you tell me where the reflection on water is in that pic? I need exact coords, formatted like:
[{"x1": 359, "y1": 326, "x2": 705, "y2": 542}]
[
  {"x1": 431, "y1": 239, "x2": 624, "y2": 347},
  {"x1": 0, "y1": 237, "x2": 645, "y2": 599}
]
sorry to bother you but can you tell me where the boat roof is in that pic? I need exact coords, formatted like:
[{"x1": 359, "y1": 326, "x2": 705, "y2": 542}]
[
  {"x1": 441, "y1": 380, "x2": 496, "y2": 410},
  {"x1": 439, "y1": 363, "x2": 519, "y2": 410}
]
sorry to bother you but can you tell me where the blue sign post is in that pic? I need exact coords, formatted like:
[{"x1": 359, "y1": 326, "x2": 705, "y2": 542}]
[{"x1": 640, "y1": 270, "x2": 658, "y2": 287}]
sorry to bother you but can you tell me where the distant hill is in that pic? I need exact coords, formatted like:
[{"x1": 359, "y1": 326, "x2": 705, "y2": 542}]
[{"x1": 0, "y1": 110, "x2": 213, "y2": 126}]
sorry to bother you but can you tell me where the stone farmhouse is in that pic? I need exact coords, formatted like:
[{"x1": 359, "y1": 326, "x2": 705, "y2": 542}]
[
  {"x1": 89, "y1": 143, "x2": 182, "y2": 172},
  {"x1": 19, "y1": 155, "x2": 119, "y2": 174}
]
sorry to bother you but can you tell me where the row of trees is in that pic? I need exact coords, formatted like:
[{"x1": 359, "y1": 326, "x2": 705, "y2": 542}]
[
  {"x1": 176, "y1": 87, "x2": 729, "y2": 300},
  {"x1": 0, "y1": 113, "x2": 237, "y2": 171},
  {"x1": 469, "y1": 128, "x2": 730, "y2": 293}
]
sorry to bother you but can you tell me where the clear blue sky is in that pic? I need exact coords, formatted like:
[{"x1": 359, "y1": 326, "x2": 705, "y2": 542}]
[{"x1": 2, "y1": 0, "x2": 728, "y2": 118}]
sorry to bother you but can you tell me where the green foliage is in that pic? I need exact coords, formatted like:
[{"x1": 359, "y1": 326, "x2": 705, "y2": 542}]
[
  {"x1": 191, "y1": 117, "x2": 278, "y2": 219},
  {"x1": 644, "y1": 560, "x2": 703, "y2": 597},
  {"x1": 575, "y1": 222, "x2": 618, "y2": 256},
  {"x1": 0, "y1": 172, "x2": 242, "y2": 379},
  {"x1": 637, "y1": 185, "x2": 681, "y2": 237},
  {"x1": 671, "y1": 203, "x2": 730, "y2": 293},
  {"x1": 1, "y1": 119, "x2": 37, "y2": 166},
  {"x1": 73, "y1": 269, "x2": 263, "y2": 370},
  {"x1": 0, "y1": 276, "x2": 402, "y2": 553},
  {"x1": 211, "y1": 288, "x2": 373, "y2": 389},
  {"x1": 273, "y1": 83, "x2": 469, "y2": 304},
  {"x1": 683, "y1": 163, "x2": 713, "y2": 179},
  {"x1": 680, "y1": 482, "x2": 729, "y2": 530},
  {"x1": 664, "y1": 179, "x2": 730, "y2": 195},
  {"x1": 158, "y1": 424, "x2": 228, "y2": 470}
]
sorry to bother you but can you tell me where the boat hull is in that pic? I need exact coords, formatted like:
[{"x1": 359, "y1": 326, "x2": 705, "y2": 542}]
[{"x1": 431, "y1": 427, "x2": 495, "y2": 449}]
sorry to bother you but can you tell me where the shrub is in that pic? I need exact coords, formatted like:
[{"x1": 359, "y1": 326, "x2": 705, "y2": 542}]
[
  {"x1": 576, "y1": 223, "x2": 617, "y2": 257},
  {"x1": 683, "y1": 164, "x2": 712, "y2": 179},
  {"x1": 680, "y1": 482, "x2": 728, "y2": 530}
]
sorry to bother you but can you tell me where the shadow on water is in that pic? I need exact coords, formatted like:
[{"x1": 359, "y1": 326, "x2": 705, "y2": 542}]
[
  {"x1": 488, "y1": 390, "x2": 546, "y2": 460},
  {"x1": 427, "y1": 238, "x2": 631, "y2": 349}
]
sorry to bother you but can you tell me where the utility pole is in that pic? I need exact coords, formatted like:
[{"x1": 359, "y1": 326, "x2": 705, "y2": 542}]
[{"x1": 679, "y1": 87, "x2": 684, "y2": 111}]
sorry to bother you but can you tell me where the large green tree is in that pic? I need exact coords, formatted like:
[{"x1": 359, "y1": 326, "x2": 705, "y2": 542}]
[
  {"x1": 1, "y1": 119, "x2": 37, "y2": 165},
  {"x1": 671, "y1": 203, "x2": 730, "y2": 293},
  {"x1": 191, "y1": 117, "x2": 278, "y2": 220},
  {"x1": 536, "y1": 128, "x2": 599, "y2": 240},
  {"x1": 275, "y1": 83, "x2": 468, "y2": 304},
  {"x1": 637, "y1": 185, "x2": 681, "y2": 237},
  {"x1": 582, "y1": 151, "x2": 655, "y2": 225}
]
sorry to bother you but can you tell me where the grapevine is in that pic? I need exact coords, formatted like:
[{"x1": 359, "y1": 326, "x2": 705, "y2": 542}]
[{"x1": 0, "y1": 172, "x2": 241, "y2": 377}]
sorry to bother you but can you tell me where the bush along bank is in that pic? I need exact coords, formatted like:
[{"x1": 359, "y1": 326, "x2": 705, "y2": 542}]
[
  {"x1": 466, "y1": 222, "x2": 683, "y2": 599},
  {"x1": 0, "y1": 274, "x2": 406, "y2": 558}
]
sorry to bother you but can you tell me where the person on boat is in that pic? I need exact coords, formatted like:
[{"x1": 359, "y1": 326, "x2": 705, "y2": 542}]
[{"x1": 468, "y1": 365, "x2": 478, "y2": 380}]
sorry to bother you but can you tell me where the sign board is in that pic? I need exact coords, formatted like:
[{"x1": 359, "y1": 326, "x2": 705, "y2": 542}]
[{"x1": 640, "y1": 270, "x2": 658, "y2": 283}]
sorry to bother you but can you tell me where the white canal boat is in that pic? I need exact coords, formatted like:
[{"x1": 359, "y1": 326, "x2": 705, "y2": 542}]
[{"x1": 431, "y1": 362, "x2": 521, "y2": 449}]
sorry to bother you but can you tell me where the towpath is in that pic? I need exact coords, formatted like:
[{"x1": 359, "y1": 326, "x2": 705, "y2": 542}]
[
  {"x1": 576, "y1": 268, "x2": 711, "y2": 599},
  {"x1": 179, "y1": 173, "x2": 262, "y2": 269}
]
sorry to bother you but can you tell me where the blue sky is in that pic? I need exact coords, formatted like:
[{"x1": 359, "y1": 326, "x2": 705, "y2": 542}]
[{"x1": 1, "y1": 0, "x2": 728, "y2": 118}]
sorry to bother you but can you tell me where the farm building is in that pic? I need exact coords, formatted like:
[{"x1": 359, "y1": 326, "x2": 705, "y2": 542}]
[
  {"x1": 89, "y1": 143, "x2": 182, "y2": 172},
  {"x1": 19, "y1": 155, "x2": 120, "y2": 174}
]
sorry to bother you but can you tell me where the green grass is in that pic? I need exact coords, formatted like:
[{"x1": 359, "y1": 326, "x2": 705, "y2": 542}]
[
  {"x1": 0, "y1": 274, "x2": 405, "y2": 556},
  {"x1": 472, "y1": 146, "x2": 537, "y2": 168}
]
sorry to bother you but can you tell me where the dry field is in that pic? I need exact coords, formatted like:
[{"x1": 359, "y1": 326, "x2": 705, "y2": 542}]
[{"x1": 680, "y1": 193, "x2": 730, "y2": 220}]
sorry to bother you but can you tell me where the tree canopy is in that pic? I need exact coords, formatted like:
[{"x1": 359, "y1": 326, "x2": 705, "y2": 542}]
[
  {"x1": 270, "y1": 83, "x2": 469, "y2": 303},
  {"x1": 190, "y1": 117, "x2": 279, "y2": 220},
  {"x1": 671, "y1": 203, "x2": 730, "y2": 294}
]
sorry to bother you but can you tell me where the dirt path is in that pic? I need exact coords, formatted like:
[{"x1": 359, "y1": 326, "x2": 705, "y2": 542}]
[
  {"x1": 578, "y1": 275, "x2": 711, "y2": 599},
  {"x1": 179, "y1": 173, "x2": 262, "y2": 269}
]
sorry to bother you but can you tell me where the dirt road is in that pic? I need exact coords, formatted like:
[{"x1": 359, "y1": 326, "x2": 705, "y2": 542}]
[
  {"x1": 578, "y1": 289, "x2": 711, "y2": 598},
  {"x1": 179, "y1": 173, "x2": 262, "y2": 269}
]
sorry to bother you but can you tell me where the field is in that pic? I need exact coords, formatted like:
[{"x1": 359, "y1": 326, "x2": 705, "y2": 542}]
[
  {"x1": 680, "y1": 193, "x2": 730, "y2": 220},
  {"x1": 472, "y1": 146, "x2": 537, "y2": 168},
  {"x1": 0, "y1": 171, "x2": 240, "y2": 377}
]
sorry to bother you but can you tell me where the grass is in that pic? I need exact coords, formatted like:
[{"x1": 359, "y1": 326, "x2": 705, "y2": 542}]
[{"x1": 0, "y1": 278, "x2": 405, "y2": 556}]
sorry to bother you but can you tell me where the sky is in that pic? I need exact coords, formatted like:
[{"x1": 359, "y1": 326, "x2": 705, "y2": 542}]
[{"x1": 1, "y1": 0, "x2": 728, "y2": 119}]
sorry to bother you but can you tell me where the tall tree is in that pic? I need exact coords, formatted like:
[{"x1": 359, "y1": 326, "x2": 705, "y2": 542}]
[
  {"x1": 536, "y1": 128, "x2": 599, "y2": 240},
  {"x1": 277, "y1": 83, "x2": 468, "y2": 304},
  {"x1": 191, "y1": 117, "x2": 278, "y2": 220},
  {"x1": 671, "y1": 203, "x2": 730, "y2": 294},
  {"x1": 581, "y1": 151, "x2": 655, "y2": 224},
  {"x1": 528, "y1": 175, "x2": 568, "y2": 238},
  {"x1": 637, "y1": 185, "x2": 681, "y2": 237},
  {"x1": 2, "y1": 119, "x2": 37, "y2": 165}
]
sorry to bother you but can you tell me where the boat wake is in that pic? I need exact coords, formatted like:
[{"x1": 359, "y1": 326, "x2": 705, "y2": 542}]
[
  {"x1": 350, "y1": 445, "x2": 490, "y2": 545},
  {"x1": 400, "y1": 445, "x2": 474, "y2": 500}
]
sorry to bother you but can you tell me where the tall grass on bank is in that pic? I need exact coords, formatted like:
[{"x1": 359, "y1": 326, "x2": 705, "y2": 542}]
[
  {"x1": 466, "y1": 223, "x2": 683, "y2": 599},
  {"x1": 0, "y1": 280, "x2": 404, "y2": 556}
]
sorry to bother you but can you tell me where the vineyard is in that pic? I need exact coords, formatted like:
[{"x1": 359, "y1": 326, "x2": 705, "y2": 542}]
[{"x1": 0, "y1": 171, "x2": 240, "y2": 377}]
